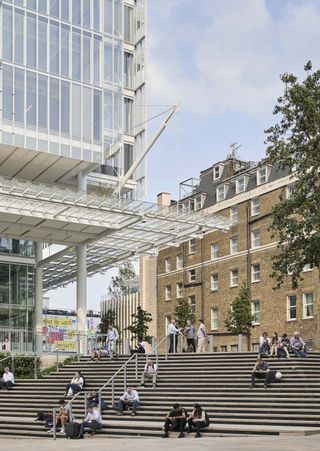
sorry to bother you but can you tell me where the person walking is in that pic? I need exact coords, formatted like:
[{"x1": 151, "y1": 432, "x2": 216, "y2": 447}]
[
  {"x1": 107, "y1": 324, "x2": 119, "y2": 360},
  {"x1": 168, "y1": 319, "x2": 180, "y2": 353},
  {"x1": 184, "y1": 320, "x2": 196, "y2": 352},
  {"x1": 196, "y1": 319, "x2": 206, "y2": 353}
]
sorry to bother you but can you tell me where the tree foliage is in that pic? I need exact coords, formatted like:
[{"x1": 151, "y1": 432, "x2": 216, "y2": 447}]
[
  {"x1": 225, "y1": 283, "x2": 254, "y2": 335},
  {"x1": 97, "y1": 309, "x2": 117, "y2": 340},
  {"x1": 173, "y1": 298, "x2": 195, "y2": 328},
  {"x1": 126, "y1": 306, "x2": 153, "y2": 344},
  {"x1": 108, "y1": 262, "x2": 138, "y2": 298},
  {"x1": 264, "y1": 61, "x2": 320, "y2": 288}
]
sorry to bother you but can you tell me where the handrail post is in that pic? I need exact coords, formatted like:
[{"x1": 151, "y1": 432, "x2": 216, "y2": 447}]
[
  {"x1": 179, "y1": 335, "x2": 184, "y2": 353},
  {"x1": 84, "y1": 392, "x2": 88, "y2": 415},
  {"x1": 151, "y1": 337, "x2": 156, "y2": 354},
  {"x1": 112, "y1": 379, "x2": 115, "y2": 406},
  {"x1": 98, "y1": 391, "x2": 102, "y2": 415},
  {"x1": 52, "y1": 408, "x2": 56, "y2": 441},
  {"x1": 165, "y1": 336, "x2": 168, "y2": 361},
  {"x1": 173, "y1": 334, "x2": 176, "y2": 354},
  {"x1": 77, "y1": 333, "x2": 80, "y2": 362},
  {"x1": 238, "y1": 334, "x2": 243, "y2": 352},
  {"x1": 125, "y1": 338, "x2": 130, "y2": 355},
  {"x1": 69, "y1": 402, "x2": 73, "y2": 422},
  {"x1": 209, "y1": 335, "x2": 214, "y2": 353},
  {"x1": 11, "y1": 355, "x2": 14, "y2": 374},
  {"x1": 56, "y1": 351, "x2": 59, "y2": 372},
  {"x1": 135, "y1": 353, "x2": 138, "y2": 379},
  {"x1": 34, "y1": 355, "x2": 37, "y2": 379},
  {"x1": 124, "y1": 364, "x2": 127, "y2": 390}
]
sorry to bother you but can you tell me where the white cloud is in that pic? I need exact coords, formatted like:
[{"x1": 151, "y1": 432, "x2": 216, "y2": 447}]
[{"x1": 147, "y1": 0, "x2": 320, "y2": 118}]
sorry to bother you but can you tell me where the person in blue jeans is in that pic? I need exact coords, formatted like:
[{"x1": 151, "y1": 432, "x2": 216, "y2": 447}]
[
  {"x1": 64, "y1": 371, "x2": 84, "y2": 397},
  {"x1": 116, "y1": 386, "x2": 139, "y2": 416},
  {"x1": 259, "y1": 332, "x2": 271, "y2": 355},
  {"x1": 290, "y1": 332, "x2": 307, "y2": 358},
  {"x1": 76, "y1": 405, "x2": 102, "y2": 439}
]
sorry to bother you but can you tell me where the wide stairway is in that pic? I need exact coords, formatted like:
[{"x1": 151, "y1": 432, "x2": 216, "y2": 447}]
[{"x1": 0, "y1": 352, "x2": 320, "y2": 438}]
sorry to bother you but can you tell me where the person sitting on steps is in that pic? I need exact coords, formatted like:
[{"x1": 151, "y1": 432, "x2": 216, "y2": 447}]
[
  {"x1": 162, "y1": 403, "x2": 187, "y2": 438},
  {"x1": 140, "y1": 359, "x2": 158, "y2": 388},
  {"x1": 290, "y1": 331, "x2": 308, "y2": 358},
  {"x1": 259, "y1": 332, "x2": 271, "y2": 355},
  {"x1": 116, "y1": 386, "x2": 139, "y2": 416},
  {"x1": 187, "y1": 403, "x2": 209, "y2": 438},
  {"x1": 76, "y1": 404, "x2": 102, "y2": 439},
  {"x1": 0, "y1": 366, "x2": 14, "y2": 390},
  {"x1": 269, "y1": 332, "x2": 279, "y2": 357},
  {"x1": 47, "y1": 398, "x2": 70, "y2": 435},
  {"x1": 277, "y1": 333, "x2": 290, "y2": 358},
  {"x1": 64, "y1": 370, "x2": 84, "y2": 397},
  {"x1": 130, "y1": 337, "x2": 146, "y2": 355},
  {"x1": 249, "y1": 356, "x2": 272, "y2": 389}
]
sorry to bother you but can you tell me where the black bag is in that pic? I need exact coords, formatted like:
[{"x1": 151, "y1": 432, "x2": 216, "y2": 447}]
[
  {"x1": 65, "y1": 422, "x2": 80, "y2": 439},
  {"x1": 100, "y1": 398, "x2": 108, "y2": 411},
  {"x1": 268, "y1": 370, "x2": 277, "y2": 383},
  {"x1": 36, "y1": 412, "x2": 53, "y2": 427},
  {"x1": 82, "y1": 376, "x2": 86, "y2": 387},
  {"x1": 205, "y1": 412, "x2": 210, "y2": 426}
]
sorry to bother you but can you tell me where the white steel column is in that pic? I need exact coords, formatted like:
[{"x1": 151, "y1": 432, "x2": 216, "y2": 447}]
[
  {"x1": 35, "y1": 242, "x2": 43, "y2": 354},
  {"x1": 77, "y1": 171, "x2": 88, "y2": 352}
]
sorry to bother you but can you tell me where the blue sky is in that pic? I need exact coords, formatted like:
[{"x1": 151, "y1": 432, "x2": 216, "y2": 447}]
[{"x1": 49, "y1": 0, "x2": 320, "y2": 311}]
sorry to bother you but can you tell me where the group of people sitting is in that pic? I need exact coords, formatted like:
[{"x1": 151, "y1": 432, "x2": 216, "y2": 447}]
[
  {"x1": 163, "y1": 402, "x2": 209, "y2": 438},
  {"x1": 91, "y1": 325, "x2": 119, "y2": 362},
  {"x1": 259, "y1": 331, "x2": 308, "y2": 358}
]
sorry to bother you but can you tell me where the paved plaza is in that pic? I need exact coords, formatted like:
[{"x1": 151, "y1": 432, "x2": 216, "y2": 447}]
[{"x1": 1, "y1": 435, "x2": 319, "y2": 451}]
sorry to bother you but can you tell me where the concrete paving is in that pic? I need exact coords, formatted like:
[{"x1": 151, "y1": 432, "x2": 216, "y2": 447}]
[{"x1": 1, "y1": 435, "x2": 320, "y2": 451}]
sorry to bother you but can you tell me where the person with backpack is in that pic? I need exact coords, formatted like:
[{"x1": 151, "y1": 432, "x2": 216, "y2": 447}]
[
  {"x1": 76, "y1": 404, "x2": 102, "y2": 439},
  {"x1": 64, "y1": 370, "x2": 84, "y2": 397},
  {"x1": 162, "y1": 403, "x2": 187, "y2": 438},
  {"x1": 140, "y1": 359, "x2": 158, "y2": 388},
  {"x1": 196, "y1": 319, "x2": 206, "y2": 353},
  {"x1": 87, "y1": 391, "x2": 108, "y2": 411},
  {"x1": 107, "y1": 324, "x2": 119, "y2": 359},
  {"x1": 187, "y1": 403, "x2": 210, "y2": 438}
]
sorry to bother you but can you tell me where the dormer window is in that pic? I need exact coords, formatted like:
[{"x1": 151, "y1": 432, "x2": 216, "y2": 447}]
[
  {"x1": 213, "y1": 165, "x2": 223, "y2": 181},
  {"x1": 216, "y1": 184, "x2": 229, "y2": 202},
  {"x1": 257, "y1": 166, "x2": 270, "y2": 185},
  {"x1": 235, "y1": 175, "x2": 249, "y2": 194}
]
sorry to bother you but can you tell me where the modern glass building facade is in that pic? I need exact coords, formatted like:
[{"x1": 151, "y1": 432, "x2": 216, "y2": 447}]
[
  {"x1": 0, "y1": 0, "x2": 146, "y2": 193},
  {"x1": 0, "y1": 0, "x2": 146, "y2": 349}
]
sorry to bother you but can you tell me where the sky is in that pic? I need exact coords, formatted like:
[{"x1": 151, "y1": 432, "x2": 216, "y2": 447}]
[{"x1": 48, "y1": 0, "x2": 320, "y2": 312}]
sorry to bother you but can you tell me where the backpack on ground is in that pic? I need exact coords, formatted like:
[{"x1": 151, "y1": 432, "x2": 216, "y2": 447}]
[
  {"x1": 100, "y1": 398, "x2": 108, "y2": 411},
  {"x1": 65, "y1": 421, "x2": 80, "y2": 439}
]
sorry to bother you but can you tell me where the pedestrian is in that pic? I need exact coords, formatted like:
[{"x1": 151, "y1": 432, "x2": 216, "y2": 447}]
[
  {"x1": 184, "y1": 320, "x2": 196, "y2": 352},
  {"x1": 196, "y1": 319, "x2": 206, "y2": 353},
  {"x1": 107, "y1": 324, "x2": 119, "y2": 359},
  {"x1": 168, "y1": 319, "x2": 180, "y2": 353}
]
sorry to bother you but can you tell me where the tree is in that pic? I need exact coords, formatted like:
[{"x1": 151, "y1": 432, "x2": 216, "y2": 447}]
[
  {"x1": 126, "y1": 306, "x2": 153, "y2": 344},
  {"x1": 97, "y1": 309, "x2": 117, "y2": 341},
  {"x1": 108, "y1": 262, "x2": 138, "y2": 298},
  {"x1": 173, "y1": 298, "x2": 195, "y2": 328},
  {"x1": 264, "y1": 61, "x2": 320, "y2": 288},
  {"x1": 225, "y1": 283, "x2": 254, "y2": 335}
]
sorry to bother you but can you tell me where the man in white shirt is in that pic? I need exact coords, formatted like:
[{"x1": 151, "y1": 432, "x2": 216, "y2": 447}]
[
  {"x1": 140, "y1": 359, "x2": 158, "y2": 388},
  {"x1": 168, "y1": 319, "x2": 180, "y2": 353},
  {"x1": 0, "y1": 367, "x2": 14, "y2": 390},
  {"x1": 196, "y1": 319, "x2": 206, "y2": 353},
  {"x1": 76, "y1": 405, "x2": 102, "y2": 439},
  {"x1": 116, "y1": 386, "x2": 139, "y2": 416},
  {"x1": 107, "y1": 324, "x2": 119, "y2": 359}
]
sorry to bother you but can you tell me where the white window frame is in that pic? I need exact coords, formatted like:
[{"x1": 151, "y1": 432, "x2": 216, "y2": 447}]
[
  {"x1": 251, "y1": 197, "x2": 260, "y2": 216},
  {"x1": 287, "y1": 295, "x2": 297, "y2": 321},
  {"x1": 165, "y1": 257, "x2": 172, "y2": 273},
  {"x1": 230, "y1": 236, "x2": 238, "y2": 254},
  {"x1": 251, "y1": 263, "x2": 260, "y2": 282},
  {"x1": 257, "y1": 167, "x2": 270, "y2": 185},
  {"x1": 213, "y1": 164, "x2": 223, "y2": 181},
  {"x1": 194, "y1": 196, "x2": 202, "y2": 211},
  {"x1": 176, "y1": 282, "x2": 183, "y2": 299},
  {"x1": 176, "y1": 254, "x2": 183, "y2": 270},
  {"x1": 235, "y1": 176, "x2": 248, "y2": 194},
  {"x1": 303, "y1": 292, "x2": 313, "y2": 319},
  {"x1": 230, "y1": 205, "x2": 238, "y2": 222},
  {"x1": 210, "y1": 307, "x2": 218, "y2": 330},
  {"x1": 211, "y1": 273, "x2": 219, "y2": 291},
  {"x1": 251, "y1": 300, "x2": 260, "y2": 325},
  {"x1": 230, "y1": 269, "x2": 239, "y2": 287},
  {"x1": 165, "y1": 285, "x2": 172, "y2": 301},
  {"x1": 189, "y1": 238, "x2": 196, "y2": 254},
  {"x1": 188, "y1": 295, "x2": 196, "y2": 314},
  {"x1": 251, "y1": 229, "x2": 260, "y2": 248},
  {"x1": 216, "y1": 184, "x2": 228, "y2": 202},
  {"x1": 210, "y1": 242, "x2": 219, "y2": 260},
  {"x1": 188, "y1": 269, "x2": 196, "y2": 282}
]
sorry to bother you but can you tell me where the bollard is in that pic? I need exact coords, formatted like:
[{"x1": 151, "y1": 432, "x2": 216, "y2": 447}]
[
  {"x1": 179, "y1": 335, "x2": 184, "y2": 353},
  {"x1": 84, "y1": 392, "x2": 88, "y2": 415},
  {"x1": 151, "y1": 337, "x2": 156, "y2": 354},
  {"x1": 34, "y1": 355, "x2": 38, "y2": 379},
  {"x1": 56, "y1": 351, "x2": 59, "y2": 372},
  {"x1": 165, "y1": 336, "x2": 168, "y2": 361},
  {"x1": 98, "y1": 392, "x2": 102, "y2": 415},
  {"x1": 124, "y1": 365, "x2": 127, "y2": 390},
  {"x1": 173, "y1": 334, "x2": 176, "y2": 353},
  {"x1": 69, "y1": 402, "x2": 73, "y2": 422},
  {"x1": 11, "y1": 356, "x2": 14, "y2": 374},
  {"x1": 125, "y1": 338, "x2": 130, "y2": 355},
  {"x1": 238, "y1": 334, "x2": 243, "y2": 352},
  {"x1": 77, "y1": 334, "x2": 80, "y2": 362},
  {"x1": 52, "y1": 407, "x2": 57, "y2": 440},
  {"x1": 209, "y1": 335, "x2": 214, "y2": 353}
]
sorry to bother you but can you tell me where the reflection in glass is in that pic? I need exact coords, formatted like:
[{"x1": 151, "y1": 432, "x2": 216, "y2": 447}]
[
  {"x1": 15, "y1": 68, "x2": 25, "y2": 124},
  {"x1": 93, "y1": 0, "x2": 100, "y2": 31},
  {"x1": 15, "y1": 9, "x2": 24, "y2": 65},
  {"x1": 104, "y1": 43, "x2": 112, "y2": 83},
  {"x1": 114, "y1": 41, "x2": 122, "y2": 85},
  {"x1": 38, "y1": 17, "x2": 47, "y2": 71},
  {"x1": 72, "y1": 30, "x2": 81, "y2": 81},
  {"x1": 72, "y1": 84, "x2": 81, "y2": 138},
  {"x1": 27, "y1": 71, "x2": 37, "y2": 127},
  {"x1": 3, "y1": 65, "x2": 13, "y2": 122},
  {"x1": 50, "y1": 78, "x2": 59, "y2": 132},
  {"x1": 93, "y1": 90, "x2": 102, "y2": 143},
  {"x1": 83, "y1": 87, "x2": 92, "y2": 141},
  {"x1": 38, "y1": 75, "x2": 48, "y2": 130},
  {"x1": 124, "y1": 52, "x2": 133, "y2": 89},
  {"x1": 27, "y1": 14, "x2": 36, "y2": 68},
  {"x1": 61, "y1": 25, "x2": 70, "y2": 78},
  {"x1": 72, "y1": 0, "x2": 81, "y2": 25},
  {"x1": 93, "y1": 36, "x2": 101, "y2": 85},
  {"x1": 61, "y1": 81, "x2": 70, "y2": 134},
  {"x1": 104, "y1": 0, "x2": 112, "y2": 34},
  {"x1": 83, "y1": 34, "x2": 91, "y2": 83},
  {"x1": 104, "y1": 90, "x2": 112, "y2": 130},
  {"x1": 3, "y1": 6, "x2": 13, "y2": 62},
  {"x1": 50, "y1": 22, "x2": 60, "y2": 74},
  {"x1": 83, "y1": 0, "x2": 90, "y2": 28},
  {"x1": 114, "y1": 0, "x2": 122, "y2": 37}
]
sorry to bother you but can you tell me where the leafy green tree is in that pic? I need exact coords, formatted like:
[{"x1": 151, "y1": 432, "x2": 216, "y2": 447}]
[
  {"x1": 108, "y1": 262, "x2": 138, "y2": 298},
  {"x1": 264, "y1": 61, "x2": 320, "y2": 288},
  {"x1": 97, "y1": 309, "x2": 117, "y2": 341},
  {"x1": 126, "y1": 306, "x2": 153, "y2": 344},
  {"x1": 173, "y1": 298, "x2": 195, "y2": 328},
  {"x1": 225, "y1": 283, "x2": 254, "y2": 335}
]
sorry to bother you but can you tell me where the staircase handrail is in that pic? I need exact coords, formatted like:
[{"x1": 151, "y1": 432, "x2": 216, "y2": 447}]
[{"x1": 0, "y1": 355, "x2": 12, "y2": 365}]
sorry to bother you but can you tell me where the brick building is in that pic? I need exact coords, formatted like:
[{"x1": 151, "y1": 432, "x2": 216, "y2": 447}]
[{"x1": 146, "y1": 155, "x2": 320, "y2": 351}]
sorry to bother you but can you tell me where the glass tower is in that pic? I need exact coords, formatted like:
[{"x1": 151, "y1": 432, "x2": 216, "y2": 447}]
[{"x1": 0, "y1": 0, "x2": 146, "y2": 349}]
